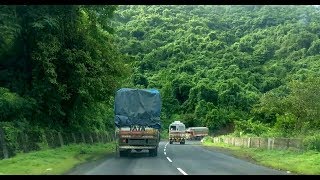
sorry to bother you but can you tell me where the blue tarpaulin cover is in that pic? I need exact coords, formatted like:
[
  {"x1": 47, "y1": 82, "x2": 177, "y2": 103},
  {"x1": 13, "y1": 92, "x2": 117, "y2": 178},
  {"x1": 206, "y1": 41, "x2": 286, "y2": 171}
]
[{"x1": 114, "y1": 88, "x2": 162, "y2": 129}]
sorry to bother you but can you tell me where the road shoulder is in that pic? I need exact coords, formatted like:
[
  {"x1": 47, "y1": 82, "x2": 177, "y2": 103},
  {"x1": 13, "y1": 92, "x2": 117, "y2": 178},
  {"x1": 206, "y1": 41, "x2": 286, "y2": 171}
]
[
  {"x1": 201, "y1": 143, "x2": 296, "y2": 175},
  {"x1": 64, "y1": 153, "x2": 115, "y2": 175},
  {"x1": 201, "y1": 145, "x2": 258, "y2": 164}
]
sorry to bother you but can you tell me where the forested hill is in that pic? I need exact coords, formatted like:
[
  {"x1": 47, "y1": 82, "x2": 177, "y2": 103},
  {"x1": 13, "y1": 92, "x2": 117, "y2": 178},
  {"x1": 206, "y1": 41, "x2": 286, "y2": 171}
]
[
  {"x1": 1, "y1": 5, "x2": 320, "y2": 138},
  {"x1": 113, "y1": 5, "x2": 320, "y2": 136}
]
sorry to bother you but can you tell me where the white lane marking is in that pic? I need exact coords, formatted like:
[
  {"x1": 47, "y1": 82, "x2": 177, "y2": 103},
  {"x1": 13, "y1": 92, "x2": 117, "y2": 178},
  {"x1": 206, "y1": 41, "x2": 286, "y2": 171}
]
[
  {"x1": 166, "y1": 157, "x2": 172, "y2": 162},
  {"x1": 164, "y1": 148, "x2": 166, "y2": 152},
  {"x1": 177, "y1": 168, "x2": 188, "y2": 175},
  {"x1": 164, "y1": 152, "x2": 166, "y2": 155}
]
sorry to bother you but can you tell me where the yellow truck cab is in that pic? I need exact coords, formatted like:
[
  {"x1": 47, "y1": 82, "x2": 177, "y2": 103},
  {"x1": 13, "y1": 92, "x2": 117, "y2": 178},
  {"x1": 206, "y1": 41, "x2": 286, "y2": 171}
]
[{"x1": 169, "y1": 121, "x2": 186, "y2": 144}]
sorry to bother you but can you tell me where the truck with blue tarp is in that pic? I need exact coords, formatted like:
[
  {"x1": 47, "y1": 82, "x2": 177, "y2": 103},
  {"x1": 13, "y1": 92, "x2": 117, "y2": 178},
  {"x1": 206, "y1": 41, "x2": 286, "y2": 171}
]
[{"x1": 114, "y1": 88, "x2": 162, "y2": 157}]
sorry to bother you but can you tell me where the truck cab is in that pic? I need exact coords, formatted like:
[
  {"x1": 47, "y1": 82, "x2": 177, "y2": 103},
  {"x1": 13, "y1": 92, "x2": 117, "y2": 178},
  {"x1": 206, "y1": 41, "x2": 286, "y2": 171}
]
[{"x1": 169, "y1": 121, "x2": 186, "y2": 144}]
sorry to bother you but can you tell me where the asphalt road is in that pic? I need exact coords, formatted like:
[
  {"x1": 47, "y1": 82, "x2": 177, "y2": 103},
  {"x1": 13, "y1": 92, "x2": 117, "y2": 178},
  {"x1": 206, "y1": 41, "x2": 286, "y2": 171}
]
[{"x1": 66, "y1": 141, "x2": 288, "y2": 175}]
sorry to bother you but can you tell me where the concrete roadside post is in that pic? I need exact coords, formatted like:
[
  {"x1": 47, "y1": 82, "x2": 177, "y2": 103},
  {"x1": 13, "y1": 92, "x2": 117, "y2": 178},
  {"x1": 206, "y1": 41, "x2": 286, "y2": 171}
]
[
  {"x1": 58, "y1": 132, "x2": 64, "y2": 147},
  {"x1": 0, "y1": 127, "x2": 9, "y2": 159}
]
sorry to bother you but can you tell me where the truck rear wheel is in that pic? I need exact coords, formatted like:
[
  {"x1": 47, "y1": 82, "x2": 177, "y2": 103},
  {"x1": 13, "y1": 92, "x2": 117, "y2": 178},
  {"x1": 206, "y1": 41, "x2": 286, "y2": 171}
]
[
  {"x1": 119, "y1": 151, "x2": 126, "y2": 157},
  {"x1": 149, "y1": 148, "x2": 158, "y2": 157},
  {"x1": 119, "y1": 149, "x2": 130, "y2": 157}
]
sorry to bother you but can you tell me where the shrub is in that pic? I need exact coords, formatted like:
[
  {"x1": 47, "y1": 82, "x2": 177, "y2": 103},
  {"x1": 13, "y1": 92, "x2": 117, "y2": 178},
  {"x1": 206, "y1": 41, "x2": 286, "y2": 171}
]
[
  {"x1": 303, "y1": 134, "x2": 320, "y2": 151},
  {"x1": 0, "y1": 122, "x2": 22, "y2": 158},
  {"x1": 273, "y1": 113, "x2": 296, "y2": 137},
  {"x1": 234, "y1": 118, "x2": 271, "y2": 137}
]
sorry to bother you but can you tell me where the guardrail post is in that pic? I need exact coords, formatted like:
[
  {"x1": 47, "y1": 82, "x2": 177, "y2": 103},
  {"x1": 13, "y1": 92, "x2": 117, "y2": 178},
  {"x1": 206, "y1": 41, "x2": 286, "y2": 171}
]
[
  {"x1": 101, "y1": 133, "x2": 105, "y2": 143},
  {"x1": 0, "y1": 127, "x2": 9, "y2": 159},
  {"x1": 58, "y1": 132, "x2": 64, "y2": 146},
  {"x1": 81, "y1": 133, "x2": 86, "y2": 143},
  {"x1": 89, "y1": 133, "x2": 94, "y2": 144},
  {"x1": 96, "y1": 133, "x2": 100, "y2": 143},
  {"x1": 106, "y1": 133, "x2": 110, "y2": 142},
  {"x1": 268, "y1": 138, "x2": 271, "y2": 150},
  {"x1": 72, "y1": 133, "x2": 76, "y2": 144},
  {"x1": 23, "y1": 133, "x2": 29, "y2": 152},
  {"x1": 272, "y1": 138, "x2": 275, "y2": 150}
]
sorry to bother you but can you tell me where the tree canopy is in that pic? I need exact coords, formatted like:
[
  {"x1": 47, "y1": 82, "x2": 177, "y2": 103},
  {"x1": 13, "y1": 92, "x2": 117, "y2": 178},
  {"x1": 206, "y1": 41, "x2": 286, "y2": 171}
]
[
  {"x1": 1, "y1": 5, "x2": 320, "y2": 137},
  {"x1": 112, "y1": 5, "x2": 320, "y2": 134},
  {"x1": 0, "y1": 5, "x2": 128, "y2": 131}
]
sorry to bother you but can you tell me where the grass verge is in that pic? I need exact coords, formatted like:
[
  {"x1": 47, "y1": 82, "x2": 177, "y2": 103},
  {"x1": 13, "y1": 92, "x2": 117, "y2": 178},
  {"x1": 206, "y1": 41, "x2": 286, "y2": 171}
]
[
  {"x1": 160, "y1": 129, "x2": 169, "y2": 140},
  {"x1": 202, "y1": 137, "x2": 320, "y2": 175},
  {"x1": 0, "y1": 142, "x2": 115, "y2": 175}
]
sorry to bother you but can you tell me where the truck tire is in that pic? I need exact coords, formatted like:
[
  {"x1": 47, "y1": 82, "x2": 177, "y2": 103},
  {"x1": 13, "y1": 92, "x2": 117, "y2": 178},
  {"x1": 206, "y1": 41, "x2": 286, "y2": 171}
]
[
  {"x1": 149, "y1": 148, "x2": 158, "y2": 157},
  {"x1": 119, "y1": 151, "x2": 126, "y2": 157},
  {"x1": 119, "y1": 150, "x2": 130, "y2": 157},
  {"x1": 180, "y1": 141, "x2": 185, "y2": 145}
]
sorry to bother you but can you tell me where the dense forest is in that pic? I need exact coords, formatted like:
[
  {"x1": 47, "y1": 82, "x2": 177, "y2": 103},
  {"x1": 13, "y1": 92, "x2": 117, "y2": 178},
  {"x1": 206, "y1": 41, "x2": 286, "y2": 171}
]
[
  {"x1": 112, "y1": 5, "x2": 320, "y2": 138},
  {"x1": 1, "y1": 5, "x2": 320, "y2": 141},
  {"x1": 0, "y1": 5, "x2": 127, "y2": 133}
]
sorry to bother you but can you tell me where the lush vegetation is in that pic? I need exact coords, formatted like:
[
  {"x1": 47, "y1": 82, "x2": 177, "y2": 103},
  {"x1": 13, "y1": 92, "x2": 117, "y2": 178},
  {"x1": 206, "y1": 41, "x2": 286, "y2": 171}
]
[
  {"x1": 112, "y1": 5, "x2": 320, "y2": 139},
  {"x1": 1, "y1": 5, "x2": 320, "y2": 153},
  {"x1": 202, "y1": 137, "x2": 320, "y2": 175},
  {"x1": 0, "y1": 5, "x2": 128, "y2": 133},
  {"x1": 0, "y1": 143, "x2": 115, "y2": 175}
]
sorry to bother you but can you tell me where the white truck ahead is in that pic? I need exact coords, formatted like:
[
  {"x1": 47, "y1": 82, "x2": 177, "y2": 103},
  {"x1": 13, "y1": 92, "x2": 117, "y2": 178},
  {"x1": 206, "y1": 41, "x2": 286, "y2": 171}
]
[{"x1": 169, "y1": 121, "x2": 186, "y2": 144}]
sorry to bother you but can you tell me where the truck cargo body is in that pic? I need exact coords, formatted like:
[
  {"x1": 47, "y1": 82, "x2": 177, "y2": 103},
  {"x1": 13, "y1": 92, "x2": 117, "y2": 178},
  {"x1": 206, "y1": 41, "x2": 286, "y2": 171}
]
[
  {"x1": 115, "y1": 126, "x2": 159, "y2": 157},
  {"x1": 114, "y1": 88, "x2": 161, "y2": 157},
  {"x1": 186, "y1": 127, "x2": 209, "y2": 140}
]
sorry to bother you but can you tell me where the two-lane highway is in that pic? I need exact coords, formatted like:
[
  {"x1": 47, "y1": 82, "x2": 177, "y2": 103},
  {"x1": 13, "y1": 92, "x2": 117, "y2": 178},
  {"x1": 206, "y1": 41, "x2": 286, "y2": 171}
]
[{"x1": 66, "y1": 141, "x2": 288, "y2": 175}]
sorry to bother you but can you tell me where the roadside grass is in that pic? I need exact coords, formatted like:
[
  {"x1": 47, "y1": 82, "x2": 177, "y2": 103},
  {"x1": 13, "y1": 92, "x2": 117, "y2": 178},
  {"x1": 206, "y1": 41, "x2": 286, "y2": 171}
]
[
  {"x1": 202, "y1": 138, "x2": 320, "y2": 175},
  {"x1": 160, "y1": 129, "x2": 169, "y2": 140},
  {"x1": 0, "y1": 142, "x2": 115, "y2": 175}
]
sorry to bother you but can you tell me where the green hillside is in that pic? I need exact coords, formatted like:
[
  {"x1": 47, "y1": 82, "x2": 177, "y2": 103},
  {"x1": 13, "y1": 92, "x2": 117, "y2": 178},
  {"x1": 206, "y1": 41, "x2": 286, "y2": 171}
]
[
  {"x1": 112, "y1": 5, "x2": 320, "y2": 137},
  {"x1": 1, "y1": 5, "x2": 320, "y2": 139}
]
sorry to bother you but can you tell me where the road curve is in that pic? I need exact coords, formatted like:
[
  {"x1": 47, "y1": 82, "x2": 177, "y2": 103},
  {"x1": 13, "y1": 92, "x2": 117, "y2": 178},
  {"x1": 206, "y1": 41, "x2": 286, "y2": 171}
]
[{"x1": 66, "y1": 141, "x2": 288, "y2": 175}]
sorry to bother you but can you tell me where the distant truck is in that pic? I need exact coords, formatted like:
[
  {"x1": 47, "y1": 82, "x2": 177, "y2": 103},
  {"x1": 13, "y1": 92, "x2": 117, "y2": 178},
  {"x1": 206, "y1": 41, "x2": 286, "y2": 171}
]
[
  {"x1": 186, "y1": 127, "x2": 209, "y2": 140},
  {"x1": 114, "y1": 88, "x2": 161, "y2": 157},
  {"x1": 169, "y1": 121, "x2": 186, "y2": 144}
]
